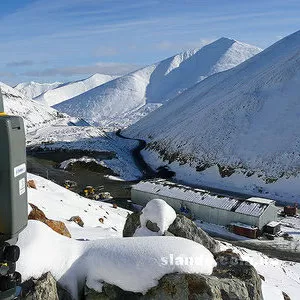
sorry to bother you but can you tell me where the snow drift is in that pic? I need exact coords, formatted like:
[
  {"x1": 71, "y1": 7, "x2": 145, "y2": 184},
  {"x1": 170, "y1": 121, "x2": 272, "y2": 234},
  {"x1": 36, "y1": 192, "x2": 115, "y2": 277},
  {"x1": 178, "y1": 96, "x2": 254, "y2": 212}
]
[
  {"x1": 54, "y1": 38, "x2": 261, "y2": 127},
  {"x1": 35, "y1": 73, "x2": 118, "y2": 106},
  {"x1": 125, "y1": 31, "x2": 300, "y2": 184}
]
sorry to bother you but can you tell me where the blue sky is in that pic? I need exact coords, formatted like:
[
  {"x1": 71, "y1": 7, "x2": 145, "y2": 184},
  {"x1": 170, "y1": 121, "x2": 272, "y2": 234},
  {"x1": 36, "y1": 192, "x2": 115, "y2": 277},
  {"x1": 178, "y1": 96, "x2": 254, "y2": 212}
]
[{"x1": 1, "y1": 0, "x2": 299, "y2": 85}]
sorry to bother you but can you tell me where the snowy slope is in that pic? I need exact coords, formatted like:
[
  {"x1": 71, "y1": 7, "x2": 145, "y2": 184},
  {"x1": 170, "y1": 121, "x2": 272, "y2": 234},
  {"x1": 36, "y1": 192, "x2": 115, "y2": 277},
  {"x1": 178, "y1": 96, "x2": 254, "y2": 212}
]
[
  {"x1": 15, "y1": 81, "x2": 62, "y2": 99},
  {"x1": 0, "y1": 82, "x2": 62, "y2": 129},
  {"x1": 125, "y1": 30, "x2": 300, "y2": 184},
  {"x1": 35, "y1": 73, "x2": 118, "y2": 106},
  {"x1": 17, "y1": 174, "x2": 216, "y2": 299},
  {"x1": 54, "y1": 38, "x2": 261, "y2": 127},
  {"x1": 16, "y1": 177, "x2": 300, "y2": 299}
]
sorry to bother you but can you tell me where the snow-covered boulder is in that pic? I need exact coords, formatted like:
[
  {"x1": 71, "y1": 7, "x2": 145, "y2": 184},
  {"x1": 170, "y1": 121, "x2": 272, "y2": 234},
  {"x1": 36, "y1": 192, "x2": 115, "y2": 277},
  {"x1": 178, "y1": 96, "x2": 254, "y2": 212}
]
[
  {"x1": 124, "y1": 199, "x2": 219, "y2": 253},
  {"x1": 85, "y1": 257, "x2": 263, "y2": 300},
  {"x1": 18, "y1": 221, "x2": 216, "y2": 299},
  {"x1": 134, "y1": 199, "x2": 177, "y2": 236}
]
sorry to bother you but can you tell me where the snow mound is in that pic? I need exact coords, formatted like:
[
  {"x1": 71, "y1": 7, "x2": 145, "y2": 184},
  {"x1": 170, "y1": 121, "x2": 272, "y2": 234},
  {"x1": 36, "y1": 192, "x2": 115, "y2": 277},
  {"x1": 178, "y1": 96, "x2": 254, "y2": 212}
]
[
  {"x1": 125, "y1": 30, "x2": 300, "y2": 193},
  {"x1": 54, "y1": 38, "x2": 261, "y2": 127},
  {"x1": 0, "y1": 82, "x2": 62, "y2": 129},
  {"x1": 35, "y1": 73, "x2": 118, "y2": 106},
  {"x1": 15, "y1": 81, "x2": 62, "y2": 99},
  {"x1": 59, "y1": 156, "x2": 103, "y2": 170},
  {"x1": 135, "y1": 199, "x2": 176, "y2": 236},
  {"x1": 17, "y1": 221, "x2": 216, "y2": 298}
]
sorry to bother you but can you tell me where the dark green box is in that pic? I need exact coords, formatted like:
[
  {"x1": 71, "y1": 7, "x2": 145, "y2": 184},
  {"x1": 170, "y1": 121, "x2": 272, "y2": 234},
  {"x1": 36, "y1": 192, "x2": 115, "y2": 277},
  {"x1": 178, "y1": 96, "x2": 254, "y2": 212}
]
[{"x1": 0, "y1": 115, "x2": 28, "y2": 242}]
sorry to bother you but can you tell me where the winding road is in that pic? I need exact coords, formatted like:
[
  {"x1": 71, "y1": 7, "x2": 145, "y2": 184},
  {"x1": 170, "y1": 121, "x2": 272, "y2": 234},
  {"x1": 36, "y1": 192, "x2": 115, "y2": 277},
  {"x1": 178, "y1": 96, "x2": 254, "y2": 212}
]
[
  {"x1": 116, "y1": 129, "x2": 258, "y2": 201},
  {"x1": 116, "y1": 129, "x2": 157, "y2": 179}
]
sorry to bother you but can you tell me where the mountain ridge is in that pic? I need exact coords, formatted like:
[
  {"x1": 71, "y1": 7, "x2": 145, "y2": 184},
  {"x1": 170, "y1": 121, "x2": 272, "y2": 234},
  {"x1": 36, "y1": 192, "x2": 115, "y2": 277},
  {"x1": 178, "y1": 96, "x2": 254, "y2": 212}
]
[{"x1": 54, "y1": 38, "x2": 261, "y2": 127}]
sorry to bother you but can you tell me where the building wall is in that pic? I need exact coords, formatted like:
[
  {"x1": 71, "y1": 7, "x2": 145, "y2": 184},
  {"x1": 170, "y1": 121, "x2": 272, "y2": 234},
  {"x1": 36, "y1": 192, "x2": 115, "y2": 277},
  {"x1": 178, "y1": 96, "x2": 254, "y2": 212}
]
[
  {"x1": 258, "y1": 205, "x2": 278, "y2": 229},
  {"x1": 131, "y1": 188, "x2": 276, "y2": 229}
]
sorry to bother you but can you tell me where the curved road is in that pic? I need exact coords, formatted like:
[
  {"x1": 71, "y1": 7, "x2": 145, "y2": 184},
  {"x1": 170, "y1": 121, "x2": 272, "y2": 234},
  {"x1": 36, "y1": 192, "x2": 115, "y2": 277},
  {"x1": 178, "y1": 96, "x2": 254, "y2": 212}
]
[
  {"x1": 116, "y1": 129, "x2": 261, "y2": 201},
  {"x1": 116, "y1": 129, "x2": 156, "y2": 179}
]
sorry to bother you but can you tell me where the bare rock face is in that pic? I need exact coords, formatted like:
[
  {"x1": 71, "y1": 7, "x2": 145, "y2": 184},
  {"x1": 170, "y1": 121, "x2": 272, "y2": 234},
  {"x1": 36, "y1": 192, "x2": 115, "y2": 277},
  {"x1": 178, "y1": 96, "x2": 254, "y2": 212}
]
[
  {"x1": 28, "y1": 204, "x2": 71, "y2": 238},
  {"x1": 167, "y1": 215, "x2": 220, "y2": 254},
  {"x1": 27, "y1": 180, "x2": 37, "y2": 189},
  {"x1": 22, "y1": 272, "x2": 72, "y2": 300},
  {"x1": 84, "y1": 264, "x2": 263, "y2": 300},
  {"x1": 123, "y1": 212, "x2": 141, "y2": 237},
  {"x1": 69, "y1": 216, "x2": 84, "y2": 227}
]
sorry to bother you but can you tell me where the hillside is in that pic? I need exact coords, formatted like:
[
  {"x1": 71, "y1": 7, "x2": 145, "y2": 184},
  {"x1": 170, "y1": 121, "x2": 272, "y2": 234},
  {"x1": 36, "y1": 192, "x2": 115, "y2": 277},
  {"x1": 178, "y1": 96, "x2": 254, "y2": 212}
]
[
  {"x1": 15, "y1": 81, "x2": 62, "y2": 99},
  {"x1": 0, "y1": 82, "x2": 62, "y2": 129},
  {"x1": 54, "y1": 38, "x2": 261, "y2": 127},
  {"x1": 35, "y1": 73, "x2": 118, "y2": 106},
  {"x1": 124, "y1": 31, "x2": 300, "y2": 195}
]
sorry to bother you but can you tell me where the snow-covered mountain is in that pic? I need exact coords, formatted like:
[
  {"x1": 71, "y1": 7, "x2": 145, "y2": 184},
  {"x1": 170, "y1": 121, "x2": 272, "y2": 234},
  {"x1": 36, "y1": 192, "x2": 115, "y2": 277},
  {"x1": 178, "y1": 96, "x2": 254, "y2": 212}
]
[
  {"x1": 15, "y1": 81, "x2": 62, "y2": 99},
  {"x1": 0, "y1": 82, "x2": 62, "y2": 129},
  {"x1": 35, "y1": 73, "x2": 118, "y2": 106},
  {"x1": 54, "y1": 38, "x2": 261, "y2": 127},
  {"x1": 125, "y1": 30, "x2": 300, "y2": 181}
]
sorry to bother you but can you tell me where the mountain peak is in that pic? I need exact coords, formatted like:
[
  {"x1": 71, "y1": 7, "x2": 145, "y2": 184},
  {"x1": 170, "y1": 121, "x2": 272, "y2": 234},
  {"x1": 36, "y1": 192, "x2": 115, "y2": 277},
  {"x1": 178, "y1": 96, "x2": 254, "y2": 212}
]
[{"x1": 54, "y1": 38, "x2": 261, "y2": 127}]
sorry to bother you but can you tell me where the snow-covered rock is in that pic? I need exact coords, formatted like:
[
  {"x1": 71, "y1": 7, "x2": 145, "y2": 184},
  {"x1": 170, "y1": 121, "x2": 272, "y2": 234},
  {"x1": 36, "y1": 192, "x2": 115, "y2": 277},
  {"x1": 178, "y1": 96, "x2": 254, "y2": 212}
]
[
  {"x1": 16, "y1": 174, "x2": 299, "y2": 300},
  {"x1": 18, "y1": 221, "x2": 216, "y2": 299},
  {"x1": 135, "y1": 199, "x2": 177, "y2": 236},
  {"x1": 35, "y1": 73, "x2": 118, "y2": 106},
  {"x1": 125, "y1": 30, "x2": 300, "y2": 201},
  {"x1": 54, "y1": 38, "x2": 261, "y2": 127},
  {"x1": 0, "y1": 82, "x2": 62, "y2": 129},
  {"x1": 15, "y1": 81, "x2": 62, "y2": 99}
]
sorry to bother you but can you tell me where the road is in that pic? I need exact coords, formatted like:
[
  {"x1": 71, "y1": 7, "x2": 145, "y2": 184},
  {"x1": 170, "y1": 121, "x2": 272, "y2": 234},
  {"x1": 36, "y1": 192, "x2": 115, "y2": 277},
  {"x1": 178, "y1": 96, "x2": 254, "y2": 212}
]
[
  {"x1": 115, "y1": 129, "x2": 262, "y2": 201},
  {"x1": 116, "y1": 129, "x2": 156, "y2": 179}
]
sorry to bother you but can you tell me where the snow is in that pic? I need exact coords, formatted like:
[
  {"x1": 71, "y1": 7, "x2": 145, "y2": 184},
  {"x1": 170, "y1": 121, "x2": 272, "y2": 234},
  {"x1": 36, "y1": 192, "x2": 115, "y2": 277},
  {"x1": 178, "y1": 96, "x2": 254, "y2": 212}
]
[
  {"x1": 228, "y1": 243, "x2": 300, "y2": 300},
  {"x1": 26, "y1": 173, "x2": 130, "y2": 239},
  {"x1": 34, "y1": 73, "x2": 118, "y2": 107},
  {"x1": 135, "y1": 199, "x2": 176, "y2": 236},
  {"x1": 0, "y1": 81, "x2": 62, "y2": 130},
  {"x1": 17, "y1": 175, "x2": 216, "y2": 298},
  {"x1": 15, "y1": 81, "x2": 62, "y2": 99},
  {"x1": 54, "y1": 38, "x2": 261, "y2": 128},
  {"x1": 261, "y1": 281, "x2": 284, "y2": 300},
  {"x1": 26, "y1": 126, "x2": 142, "y2": 180},
  {"x1": 15, "y1": 174, "x2": 300, "y2": 299},
  {"x1": 59, "y1": 156, "x2": 104, "y2": 170},
  {"x1": 18, "y1": 221, "x2": 216, "y2": 298},
  {"x1": 125, "y1": 30, "x2": 300, "y2": 203}
]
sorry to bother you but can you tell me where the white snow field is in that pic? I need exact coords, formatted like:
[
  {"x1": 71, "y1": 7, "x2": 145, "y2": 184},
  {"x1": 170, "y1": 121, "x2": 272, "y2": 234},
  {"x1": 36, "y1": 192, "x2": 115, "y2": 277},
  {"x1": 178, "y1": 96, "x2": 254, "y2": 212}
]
[
  {"x1": 54, "y1": 38, "x2": 261, "y2": 127},
  {"x1": 34, "y1": 73, "x2": 118, "y2": 106},
  {"x1": 0, "y1": 82, "x2": 62, "y2": 129},
  {"x1": 17, "y1": 175, "x2": 216, "y2": 299},
  {"x1": 15, "y1": 81, "x2": 62, "y2": 99},
  {"x1": 125, "y1": 30, "x2": 300, "y2": 203},
  {"x1": 17, "y1": 175, "x2": 300, "y2": 299}
]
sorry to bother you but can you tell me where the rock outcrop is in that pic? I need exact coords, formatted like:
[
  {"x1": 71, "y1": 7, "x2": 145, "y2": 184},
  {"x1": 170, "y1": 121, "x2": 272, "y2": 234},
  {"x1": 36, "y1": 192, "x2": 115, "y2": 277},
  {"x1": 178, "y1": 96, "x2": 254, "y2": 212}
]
[
  {"x1": 123, "y1": 212, "x2": 219, "y2": 253},
  {"x1": 84, "y1": 252, "x2": 263, "y2": 299},
  {"x1": 21, "y1": 272, "x2": 72, "y2": 300},
  {"x1": 28, "y1": 204, "x2": 71, "y2": 238},
  {"x1": 68, "y1": 216, "x2": 84, "y2": 227},
  {"x1": 167, "y1": 215, "x2": 219, "y2": 254},
  {"x1": 123, "y1": 212, "x2": 141, "y2": 237}
]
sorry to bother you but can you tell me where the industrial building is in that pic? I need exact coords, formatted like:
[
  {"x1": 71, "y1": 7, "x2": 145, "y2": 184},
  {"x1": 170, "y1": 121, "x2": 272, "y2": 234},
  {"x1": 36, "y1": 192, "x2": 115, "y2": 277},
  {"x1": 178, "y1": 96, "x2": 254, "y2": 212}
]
[{"x1": 131, "y1": 180, "x2": 278, "y2": 230}]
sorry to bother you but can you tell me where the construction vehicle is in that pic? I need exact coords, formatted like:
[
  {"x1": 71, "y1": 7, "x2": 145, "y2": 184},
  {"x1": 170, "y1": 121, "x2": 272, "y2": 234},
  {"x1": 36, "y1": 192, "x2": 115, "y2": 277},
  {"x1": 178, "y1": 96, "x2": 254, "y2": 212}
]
[
  {"x1": 83, "y1": 186, "x2": 95, "y2": 197},
  {"x1": 63, "y1": 180, "x2": 77, "y2": 189}
]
